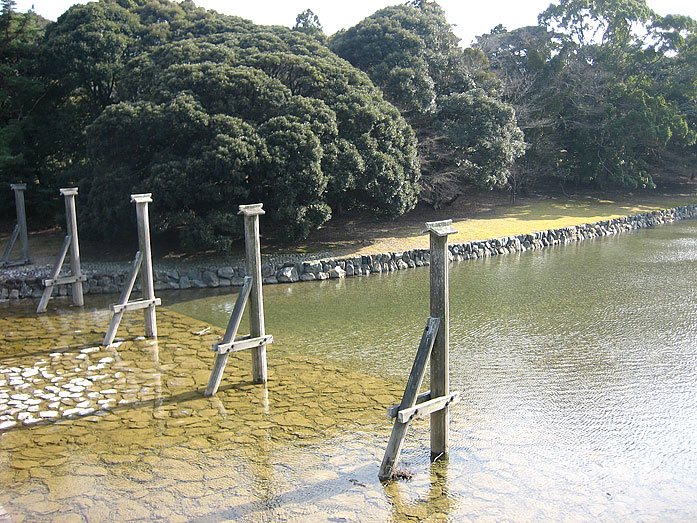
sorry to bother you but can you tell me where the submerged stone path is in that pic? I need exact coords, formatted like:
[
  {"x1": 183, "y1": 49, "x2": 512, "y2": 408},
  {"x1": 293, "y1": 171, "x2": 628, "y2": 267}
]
[{"x1": 0, "y1": 303, "x2": 462, "y2": 522}]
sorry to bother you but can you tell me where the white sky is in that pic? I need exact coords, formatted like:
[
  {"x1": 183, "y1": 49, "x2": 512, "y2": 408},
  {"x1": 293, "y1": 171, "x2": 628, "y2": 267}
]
[{"x1": 14, "y1": 0, "x2": 697, "y2": 46}]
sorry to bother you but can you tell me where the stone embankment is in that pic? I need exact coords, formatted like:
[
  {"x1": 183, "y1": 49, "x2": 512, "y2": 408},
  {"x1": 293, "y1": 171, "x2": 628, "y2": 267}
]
[{"x1": 2, "y1": 205, "x2": 696, "y2": 301}]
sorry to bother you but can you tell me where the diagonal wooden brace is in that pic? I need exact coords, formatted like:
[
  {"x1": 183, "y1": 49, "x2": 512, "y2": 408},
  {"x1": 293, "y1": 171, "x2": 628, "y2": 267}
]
[
  {"x1": 103, "y1": 251, "x2": 143, "y2": 346},
  {"x1": 379, "y1": 316, "x2": 440, "y2": 482},
  {"x1": 205, "y1": 277, "x2": 253, "y2": 396},
  {"x1": 37, "y1": 235, "x2": 72, "y2": 313}
]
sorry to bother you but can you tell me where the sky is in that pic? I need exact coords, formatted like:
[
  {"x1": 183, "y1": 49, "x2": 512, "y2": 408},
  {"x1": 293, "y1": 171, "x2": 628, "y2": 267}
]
[{"x1": 13, "y1": 0, "x2": 697, "y2": 46}]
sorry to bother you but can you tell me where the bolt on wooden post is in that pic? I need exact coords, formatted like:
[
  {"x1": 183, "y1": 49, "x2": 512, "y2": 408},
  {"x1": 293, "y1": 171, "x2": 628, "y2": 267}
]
[
  {"x1": 2, "y1": 183, "x2": 30, "y2": 266},
  {"x1": 427, "y1": 219, "x2": 456, "y2": 459},
  {"x1": 37, "y1": 188, "x2": 86, "y2": 313},
  {"x1": 240, "y1": 203, "x2": 268, "y2": 384}
]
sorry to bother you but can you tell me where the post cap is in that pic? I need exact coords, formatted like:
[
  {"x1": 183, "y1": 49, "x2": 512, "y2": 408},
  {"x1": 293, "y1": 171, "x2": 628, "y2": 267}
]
[
  {"x1": 238, "y1": 203, "x2": 265, "y2": 216},
  {"x1": 424, "y1": 219, "x2": 457, "y2": 237},
  {"x1": 10, "y1": 183, "x2": 27, "y2": 191},
  {"x1": 59, "y1": 187, "x2": 78, "y2": 196},
  {"x1": 131, "y1": 193, "x2": 153, "y2": 204}
]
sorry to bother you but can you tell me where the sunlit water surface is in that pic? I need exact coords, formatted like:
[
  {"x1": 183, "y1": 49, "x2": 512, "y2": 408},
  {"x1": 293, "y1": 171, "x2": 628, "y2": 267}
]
[
  {"x1": 170, "y1": 220, "x2": 697, "y2": 521},
  {"x1": 0, "y1": 220, "x2": 695, "y2": 521}
]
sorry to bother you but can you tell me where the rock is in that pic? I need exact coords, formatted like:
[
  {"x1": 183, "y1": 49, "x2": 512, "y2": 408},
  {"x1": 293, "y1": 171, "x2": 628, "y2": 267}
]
[
  {"x1": 217, "y1": 266, "x2": 235, "y2": 279},
  {"x1": 303, "y1": 261, "x2": 322, "y2": 275},
  {"x1": 276, "y1": 266, "x2": 299, "y2": 283},
  {"x1": 201, "y1": 271, "x2": 219, "y2": 287},
  {"x1": 329, "y1": 266, "x2": 346, "y2": 279},
  {"x1": 46, "y1": 475, "x2": 95, "y2": 500},
  {"x1": 300, "y1": 273, "x2": 316, "y2": 282},
  {"x1": 262, "y1": 263, "x2": 275, "y2": 278},
  {"x1": 316, "y1": 271, "x2": 329, "y2": 280}
]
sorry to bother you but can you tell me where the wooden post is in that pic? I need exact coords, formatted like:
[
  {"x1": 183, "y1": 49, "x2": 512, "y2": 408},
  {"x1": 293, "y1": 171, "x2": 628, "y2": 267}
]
[
  {"x1": 379, "y1": 220, "x2": 459, "y2": 481},
  {"x1": 426, "y1": 219, "x2": 456, "y2": 459},
  {"x1": 239, "y1": 204, "x2": 268, "y2": 384},
  {"x1": 132, "y1": 193, "x2": 157, "y2": 338},
  {"x1": 36, "y1": 188, "x2": 86, "y2": 313},
  {"x1": 379, "y1": 317, "x2": 440, "y2": 481},
  {"x1": 102, "y1": 194, "x2": 160, "y2": 346},
  {"x1": 13, "y1": 183, "x2": 29, "y2": 262},
  {"x1": 2, "y1": 183, "x2": 30, "y2": 266},
  {"x1": 62, "y1": 188, "x2": 84, "y2": 306}
]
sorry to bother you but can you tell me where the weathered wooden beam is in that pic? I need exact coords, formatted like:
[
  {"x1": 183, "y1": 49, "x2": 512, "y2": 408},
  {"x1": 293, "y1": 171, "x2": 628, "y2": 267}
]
[
  {"x1": 1, "y1": 225, "x2": 19, "y2": 262},
  {"x1": 205, "y1": 276, "x2": 253, "y2": 397},
  {"x1": 397, "y1": 392, "x2": 460, "y2": 424},
  {"x1": 1, "y1": 183, "x2": 30, "y2": 266},
  {"x1": 61, "y1": 187, "x2": 84, "y2": 307},
  {"x1": 378, "y1": 316, "x2": 440, "y2": 482},
  {"x1": 11, "y1": 183, "x2": 29, "y2": 263},
  {"x1": 220, "y1": 276, "x2": 253, "y2": 346},
  {"x1": 427, "y1": 219, "x2": 456, "y2": 459},
  {"x1": 43, "y1": 274, "x2": 87, "y2": 287},
  {"x1": 36, "y1": 235, "x2": 71, "y2": 313},
  {"x1": 37, "y1": 187, "x2": 86, "y2": 313},
  {"x1": 215, "y1": 334, "x2": 274, "y2": 355},
  {"x1": 239, "y1": 204, "x2": 268, "y2": 384},
  {"x1": 103, "y1": 251, "x2": 142, "y2": 346},
  {"x1": 132, "y1": 193, "x2": 157, "y2": 338},
  {"x1": 387, "y1": 391, "x2": 432, "y2": 419},
  {"x1": 111, "y1": 297, "x2": 162, "y2": 314}
]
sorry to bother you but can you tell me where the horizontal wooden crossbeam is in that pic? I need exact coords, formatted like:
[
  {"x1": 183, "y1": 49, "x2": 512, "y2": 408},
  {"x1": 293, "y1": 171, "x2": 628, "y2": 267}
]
[
  {"x1": 215, "y1": 334, "x2": 273, "y2": 355},
  {"x1": 397, "y1": 392, "x2": 460, "y2": 424},
  {"x1": 111, "y1": 297, "x2": 161, "y2": 314},
  {"x1": 387, "y1": 391, "x2": 432, "y2": 419},
  {"x1": 44, "y1": 274, "x2": 87, "y2": 287}
]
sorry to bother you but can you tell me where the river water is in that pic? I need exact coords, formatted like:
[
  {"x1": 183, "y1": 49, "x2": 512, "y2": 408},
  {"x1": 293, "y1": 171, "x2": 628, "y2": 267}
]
[
  {"x1": 169, "y1": 219, "x2": 697, "y2": 521},
  {"x1": 1, "y1": 220, "x2": 696, "y2": 521}
]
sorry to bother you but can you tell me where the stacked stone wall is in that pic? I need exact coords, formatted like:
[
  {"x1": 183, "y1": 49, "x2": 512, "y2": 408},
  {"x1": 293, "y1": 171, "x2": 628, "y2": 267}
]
[{"x1": 2, "y1": 205, "x2": 696, "y2": 301}]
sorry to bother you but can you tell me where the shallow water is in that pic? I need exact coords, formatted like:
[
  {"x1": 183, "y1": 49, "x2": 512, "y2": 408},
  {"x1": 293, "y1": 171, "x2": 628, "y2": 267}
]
[
  {"x1": 170, "y1": 219, "x2": 697, "y2": 521},
  {"x1": 1, "y1": 220, "x2": 696, "y2": 521}
]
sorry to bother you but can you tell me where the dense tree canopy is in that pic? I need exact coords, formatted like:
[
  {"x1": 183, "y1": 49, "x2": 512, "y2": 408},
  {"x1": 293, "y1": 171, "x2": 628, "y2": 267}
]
[
  {"x1": 35, "y1": 0, "x2": 420, "y2": 248},
  {"x1": 479, "y1": 0, "x2": 697, "y2": 191},
  {"x1": 1, "y1": 0, "x2": 696, "y2": 249},
  {"x1": 331, "y1": 0, "x2": 525, "y2": 206},
  {"x1": 0, "y1": 2, "x2": 48, "y2": 216}
]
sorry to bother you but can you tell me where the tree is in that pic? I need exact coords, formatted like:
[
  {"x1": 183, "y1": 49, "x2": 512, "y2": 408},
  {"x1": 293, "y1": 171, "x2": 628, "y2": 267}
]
[
  {"x1": 331, "y1": 1, "x2": 524, "y2": 206},
  {"x1": 293, "y1": 9, "x2": 326, "y2": 44},
  {"x1": 70, "y1": 1, "x2": 419, "y2": 248},
  {"x1": 0, "y1": 2, "x2": 48, "y2": 218},
  {"x1": 479, "y1": 1, "x2": 697, "y2": 191}
]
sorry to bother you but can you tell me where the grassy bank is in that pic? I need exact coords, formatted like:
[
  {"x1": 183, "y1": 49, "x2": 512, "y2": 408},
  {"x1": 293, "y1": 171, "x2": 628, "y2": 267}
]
[{"x1": 301, "y1": 189, "x2": 697, "y2": 258}]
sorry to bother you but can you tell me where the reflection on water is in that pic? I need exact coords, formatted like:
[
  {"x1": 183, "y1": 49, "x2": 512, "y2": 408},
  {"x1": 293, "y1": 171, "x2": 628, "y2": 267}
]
[{"x1": 1, "y1": 219, "x2": 697, "y2": 521}]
